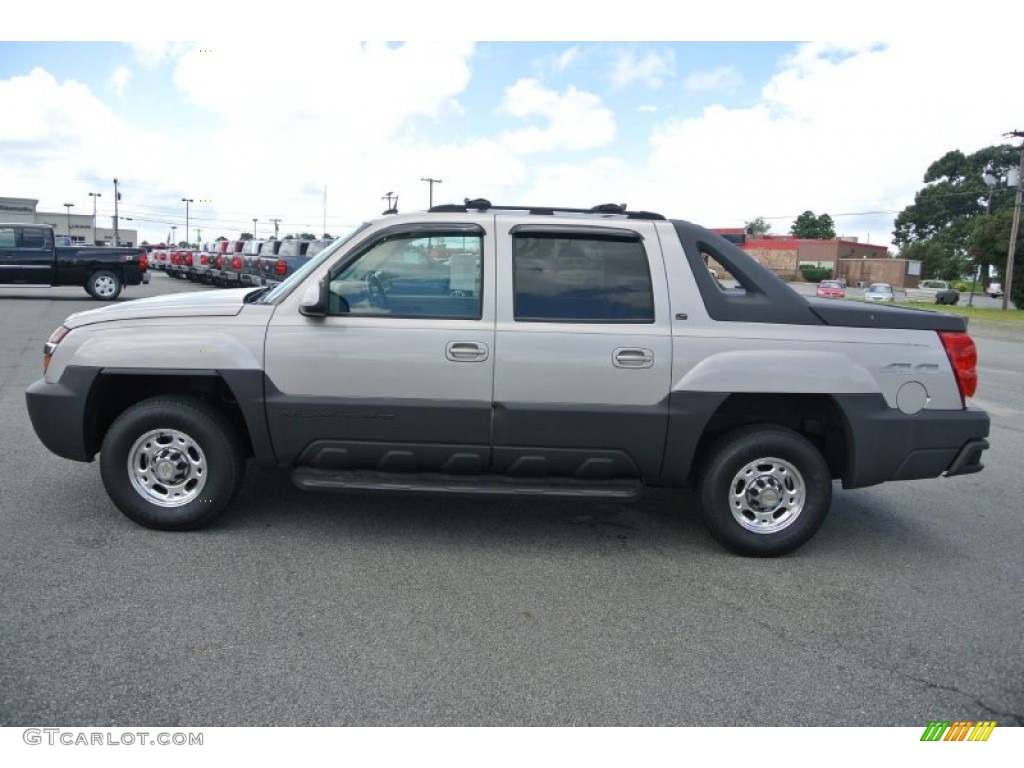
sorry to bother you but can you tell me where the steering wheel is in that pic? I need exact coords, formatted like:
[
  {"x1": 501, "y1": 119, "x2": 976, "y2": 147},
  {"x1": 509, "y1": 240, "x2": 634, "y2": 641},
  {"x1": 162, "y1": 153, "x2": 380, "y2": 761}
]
[{"x1": 366, "y1": 273, "x2": 387, "y2": 308}]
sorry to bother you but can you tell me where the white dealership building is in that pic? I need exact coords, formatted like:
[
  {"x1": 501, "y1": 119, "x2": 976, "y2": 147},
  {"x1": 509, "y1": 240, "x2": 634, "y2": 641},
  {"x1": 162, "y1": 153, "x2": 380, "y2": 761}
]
[{"x1": 0, "y1": 196, "x2": 138, "y2": 246}]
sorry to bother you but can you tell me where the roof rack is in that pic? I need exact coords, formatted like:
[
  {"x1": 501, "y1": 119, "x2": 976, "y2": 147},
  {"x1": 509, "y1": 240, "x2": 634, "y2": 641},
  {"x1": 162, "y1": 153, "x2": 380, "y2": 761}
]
[{"x1": 429, "y1": 198, "x2": 665, "y2": 221}]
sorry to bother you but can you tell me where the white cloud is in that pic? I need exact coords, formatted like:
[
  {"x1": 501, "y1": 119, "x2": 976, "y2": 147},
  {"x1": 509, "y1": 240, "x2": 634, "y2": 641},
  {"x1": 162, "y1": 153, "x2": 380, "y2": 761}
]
[
  {"x1": 109, "y1": 66, "x2": 132, "y2": 97},
  {"x1": 2, "y1": 39, "x2": 1020, "y2": 249},
  {"x1": 499, "y1": 78, "x2": 616, "y2": 154},
  {"x1": 129, "y1": 42, "x2": 193, "y2": 69},
  {"x1": 638, "y1": 41, "x2": 1020, "y2": 243},
  {"x1": 684, "y1": 65, "x2": 742, "y2": 93},
  {"x1": 610, "y1": 49, "x2": 674, "y2": 89},
  {"x1": 554, "y1": 46, "x2": 580, "y2": 72}
]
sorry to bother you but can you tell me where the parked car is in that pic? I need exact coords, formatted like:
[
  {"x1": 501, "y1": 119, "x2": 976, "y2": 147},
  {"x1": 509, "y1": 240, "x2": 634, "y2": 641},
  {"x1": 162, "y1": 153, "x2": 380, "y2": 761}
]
[
  {"x1": 260, "y1": 238, "x2": 316, "y2": 287},
  {"x1": 26, "y1": 201, "x2": 990, "y2": 557},
  {"x1": 985, "y1": 282, "x2": 1003, "y2": 298},
  {"x1": 188, "y1": 242, "x2": 217, "y2": 284},
  {"x1": 0, "y1": 222, "x2": 148, "y2": 300},
  {"x1": 863, "y1": 283, "x2": 895, "y2": 302},
  {"x1": 241, "y1": 239, "x2": 274, "y2": 287},
  {"x1": 815, "y1": 280, "x2": 846, "y2": 299},
  {"x1": 210, "y1": 239, "x2": 246, "y2": 287},
  {"x1": 905, "y1": 279, "x2": 959, "y2": 305}
]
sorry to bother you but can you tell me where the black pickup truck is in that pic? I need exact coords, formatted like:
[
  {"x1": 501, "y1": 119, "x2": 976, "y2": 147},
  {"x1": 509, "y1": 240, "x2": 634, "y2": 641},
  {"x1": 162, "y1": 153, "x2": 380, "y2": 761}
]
[{"x1": 0, "y1": 223, "x2": 149, "y2": 300}]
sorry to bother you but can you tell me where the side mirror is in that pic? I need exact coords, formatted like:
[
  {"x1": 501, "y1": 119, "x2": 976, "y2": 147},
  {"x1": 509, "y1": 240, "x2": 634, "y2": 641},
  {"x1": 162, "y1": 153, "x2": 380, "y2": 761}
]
[{"x1": 299, "y1": 279, "x2": 328, "y2": 317}]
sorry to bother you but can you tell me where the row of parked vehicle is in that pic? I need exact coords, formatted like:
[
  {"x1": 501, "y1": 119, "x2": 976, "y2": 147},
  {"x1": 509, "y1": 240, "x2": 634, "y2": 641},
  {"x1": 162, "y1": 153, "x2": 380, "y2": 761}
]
[{"x1": 147, "y1": 237, "x2": 333, "y2": 288}]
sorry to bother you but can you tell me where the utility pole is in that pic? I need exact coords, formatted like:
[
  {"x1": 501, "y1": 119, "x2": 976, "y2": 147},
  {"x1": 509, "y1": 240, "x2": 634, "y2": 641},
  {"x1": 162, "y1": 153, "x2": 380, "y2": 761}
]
[
  {"x1": 270, "y1": 218, "x2": 281, "y2": 238},
  {"x1": 252, "y1": 218, "x2": 257, "y2": 239},
  {"x1": 113, "y1": 178, "x2": 120, "y2": 245},
  {"x1": 88, "y1": 192, "x2": 101, "y2": 244},
  {"x1": 421, "y1": 177, "x2": 442, "y2": 208},
  {"x1": 1003, "y1": 130, "x2": 1024, "y2": 311},
  {"x1": 381, "y1": 192, "x2": 397, "y2": 213}
]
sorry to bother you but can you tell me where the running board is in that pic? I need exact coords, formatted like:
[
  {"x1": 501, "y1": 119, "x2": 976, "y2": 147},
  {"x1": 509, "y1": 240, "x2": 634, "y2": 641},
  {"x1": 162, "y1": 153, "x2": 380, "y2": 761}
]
[{"x1": 291, "y1": 468, "x2": 643, "y2": 499}]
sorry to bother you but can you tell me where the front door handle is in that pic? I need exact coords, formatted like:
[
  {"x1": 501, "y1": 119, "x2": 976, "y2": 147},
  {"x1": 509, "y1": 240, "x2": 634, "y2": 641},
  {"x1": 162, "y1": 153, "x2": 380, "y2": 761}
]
[
  {"x1": 446, "y1": 341, "x2": 489, "y2": 362},
  {"x1": 613, "y1": 347, "x2": 654, "y2": 369}
]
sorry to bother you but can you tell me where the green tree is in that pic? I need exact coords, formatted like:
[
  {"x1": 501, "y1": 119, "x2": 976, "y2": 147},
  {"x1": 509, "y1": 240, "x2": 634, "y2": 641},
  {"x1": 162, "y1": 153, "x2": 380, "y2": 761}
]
[
  {"x1": 899, "y1": 240, "x2": 957, "y2": 281},
  {"x1": 745, "y1": 216, "x2": 771, "y2": 236},
  {"x1": 970, "y1": 209, "x2": 1024, "y2": 305},
  {"x1": 240, "y1": 232, "x2": 253, "y2": 241},
  {"x1": 893, "y1": 144, "x2": 1018, "y2": 280},
  {"x1": 215, "y1": 236, "x2": 227, "y2": 242},
  {"x1": 790, "y1": 210, "x2": 836, "y2": 239}
]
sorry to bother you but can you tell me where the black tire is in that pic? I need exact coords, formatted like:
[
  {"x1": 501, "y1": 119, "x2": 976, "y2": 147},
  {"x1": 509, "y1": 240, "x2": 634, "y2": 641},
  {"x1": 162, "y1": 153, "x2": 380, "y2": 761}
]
[
  {"x1": 85, "y1": 270, "x2": 123, "y2": 300},
  {"x1": 695, "y1": 425, "x2": 832, "y2": 557},
  {"x1": 99, "y1": 396, "x2": 246, "y2": 531}
]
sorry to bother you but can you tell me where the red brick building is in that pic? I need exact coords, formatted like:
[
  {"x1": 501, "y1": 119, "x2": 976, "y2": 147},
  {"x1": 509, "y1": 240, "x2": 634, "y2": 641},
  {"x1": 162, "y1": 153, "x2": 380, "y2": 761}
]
[{"x1": 711, "y1": 230, "x2": 919, "y2": 289}]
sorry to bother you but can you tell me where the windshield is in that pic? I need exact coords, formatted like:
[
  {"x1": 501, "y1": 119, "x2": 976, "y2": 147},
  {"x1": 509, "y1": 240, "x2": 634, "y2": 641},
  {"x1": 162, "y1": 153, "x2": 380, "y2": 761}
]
[
  {"x1": 257, "y1": 223, "x2": 370, "y2": 304},
  {"x1": 867, "y1": 284, "x2": 891, "y2": 293}
]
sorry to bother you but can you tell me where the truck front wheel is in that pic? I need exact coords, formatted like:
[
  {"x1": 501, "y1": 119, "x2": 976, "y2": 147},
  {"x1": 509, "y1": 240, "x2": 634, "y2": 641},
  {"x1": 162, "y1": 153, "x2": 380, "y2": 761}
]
[
  {"x1": 85, "y1": 270, "x2": 123, "y2": 300},
  {"x1": 696, "y1": 425, "x2": 832, "y2": 557},
  {"x1": 99, "y1": 396, "x2": 246, "y2": 530}
]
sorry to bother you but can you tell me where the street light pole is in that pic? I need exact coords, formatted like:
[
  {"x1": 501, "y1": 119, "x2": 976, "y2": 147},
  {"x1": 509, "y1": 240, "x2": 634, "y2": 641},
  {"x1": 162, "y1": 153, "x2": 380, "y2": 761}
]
[
  {"x1": 113, "y1": 178, "x2": 120, "y2": 245},
  {"x1": 181, "y1": 198, "x2": 193, "y2": 248},
  {"x1": 88, "y1": 192, "x2": 101, "y2": 244},
  {"x1": 63, "y1": 203, "x2": 74, "y2": 240},
  {"x1": 252, "y1": 218, "x2": 257, "y2": 239}
]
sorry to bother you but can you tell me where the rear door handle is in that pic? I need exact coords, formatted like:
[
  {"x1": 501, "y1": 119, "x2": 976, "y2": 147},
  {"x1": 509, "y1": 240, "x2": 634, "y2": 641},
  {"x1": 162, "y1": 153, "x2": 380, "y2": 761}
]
[
  {"x1": 446, "y1": 341, "x2": 489, "y2": 362},
  {"x1": 613, "y1": 347, "x2": 654, "y2": 369}
]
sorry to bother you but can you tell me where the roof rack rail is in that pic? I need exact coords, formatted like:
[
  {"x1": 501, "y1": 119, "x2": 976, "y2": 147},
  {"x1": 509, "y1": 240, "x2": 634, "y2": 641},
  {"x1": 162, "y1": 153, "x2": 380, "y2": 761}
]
[{"x1": 428, "y1": 199, "x2": 665, "y2": 220}]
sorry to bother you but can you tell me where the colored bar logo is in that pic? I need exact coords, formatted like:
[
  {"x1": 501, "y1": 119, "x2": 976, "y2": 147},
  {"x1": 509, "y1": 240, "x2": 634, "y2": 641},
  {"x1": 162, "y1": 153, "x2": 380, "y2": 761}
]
[{"x1": 920, "y1": 721, "x2": 996, "y2": 741}]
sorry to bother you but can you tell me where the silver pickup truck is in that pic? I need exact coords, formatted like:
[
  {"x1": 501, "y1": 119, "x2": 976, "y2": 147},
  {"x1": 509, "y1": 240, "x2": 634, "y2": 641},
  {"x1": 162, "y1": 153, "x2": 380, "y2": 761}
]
[{"x1": 24, "y1": 201, "x2": 989, "y2": 556}]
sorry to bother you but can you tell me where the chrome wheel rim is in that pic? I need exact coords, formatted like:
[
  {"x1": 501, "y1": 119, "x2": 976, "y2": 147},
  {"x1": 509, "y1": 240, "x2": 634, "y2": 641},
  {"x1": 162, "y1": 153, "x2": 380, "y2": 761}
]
[
  {"x1": 127, "y1": 429, "x2": 208, "y2": 507},
  {"x1": 729, "y1": 456, "x2": 805, "y2": 534},
  {"x1": 93, "y1": 276, "x2": 117, "y2": 297}
]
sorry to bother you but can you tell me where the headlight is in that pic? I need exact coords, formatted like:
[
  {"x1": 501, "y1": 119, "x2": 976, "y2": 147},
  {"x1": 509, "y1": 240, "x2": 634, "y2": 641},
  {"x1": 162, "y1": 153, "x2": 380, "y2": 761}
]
[{"x1": 43, "y1": 325, "x2": 70, "y2": 372}]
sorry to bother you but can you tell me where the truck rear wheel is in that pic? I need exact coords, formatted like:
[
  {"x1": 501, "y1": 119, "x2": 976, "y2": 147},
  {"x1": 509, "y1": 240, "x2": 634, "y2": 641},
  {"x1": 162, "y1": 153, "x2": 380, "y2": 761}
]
[
  {"x1": 86, "y1": 270, "x2": 123, "y2": 300},
  {"x1": 696, "y1": 425, "x2": 832, "y2": 557},
  {"x1": 100, "y1": 396, "x2": 245, "y2": 530}
]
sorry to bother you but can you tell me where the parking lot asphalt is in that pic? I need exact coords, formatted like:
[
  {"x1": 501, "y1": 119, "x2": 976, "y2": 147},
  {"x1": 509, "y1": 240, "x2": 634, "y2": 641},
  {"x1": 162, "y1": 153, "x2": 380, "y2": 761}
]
[{"x1": 1, "y1": 273, "x2": 1022, "y2": 726}]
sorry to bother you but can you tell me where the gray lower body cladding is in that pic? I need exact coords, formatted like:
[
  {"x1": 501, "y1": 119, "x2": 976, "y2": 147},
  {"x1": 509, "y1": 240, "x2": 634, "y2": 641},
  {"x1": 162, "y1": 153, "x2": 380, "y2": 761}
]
[
  {"x1": 833, "y1": 394, "x2": 989, "y2": 488},
  {"x1": 26, "y1": 369, "x2": 989, "y2": 492}
]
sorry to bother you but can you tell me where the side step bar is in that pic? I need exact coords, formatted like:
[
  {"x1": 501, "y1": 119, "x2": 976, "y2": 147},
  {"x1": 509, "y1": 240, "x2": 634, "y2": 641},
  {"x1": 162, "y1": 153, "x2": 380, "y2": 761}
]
[{"x1": 292, "y1": 468, "x2": 643, "y2": 500}]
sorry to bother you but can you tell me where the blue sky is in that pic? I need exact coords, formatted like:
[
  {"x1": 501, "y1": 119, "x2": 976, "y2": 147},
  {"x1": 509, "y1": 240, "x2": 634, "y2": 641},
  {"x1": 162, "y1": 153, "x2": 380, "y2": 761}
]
[{"x1": 1, "y1": 6, "x2": 1020, "y2": 247}]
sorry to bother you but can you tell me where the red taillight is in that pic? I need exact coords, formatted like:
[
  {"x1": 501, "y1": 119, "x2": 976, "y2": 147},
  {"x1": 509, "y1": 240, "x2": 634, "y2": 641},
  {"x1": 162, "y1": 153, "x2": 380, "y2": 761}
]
[
  {"x1": 232, "y1": 256, "x2": 242, "y2": 270},
  {"x1": 939, "y1": 331, "x2": 978, "y2": 402},
  {"x1": 201, "y1": 255, "x2": 209, "y2": 266},
  {"x1": 139, "y1": 253, "x2": 148, "y2": 270},
  {"x1": 215, "y1": 256, "x2": 223, "y2": 268},
  {"x1": 276, "y1": 259, "x2": 286, "y2": 276},
  {"x1": 171, "y1": 252, "x2": 181, "y2": 265},
  {"x1": 185, "y1": 253, "x2": 193, "y2": 266}
]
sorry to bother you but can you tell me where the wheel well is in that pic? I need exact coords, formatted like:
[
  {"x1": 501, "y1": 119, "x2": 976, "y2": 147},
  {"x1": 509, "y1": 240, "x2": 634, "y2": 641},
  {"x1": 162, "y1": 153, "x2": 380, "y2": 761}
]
[
  {"x1": 695, "y1": 393, "x2": 848, "y2": 480},
  {"x1": 86, "y1": 373, "x2": 254, "y2": 458}
]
